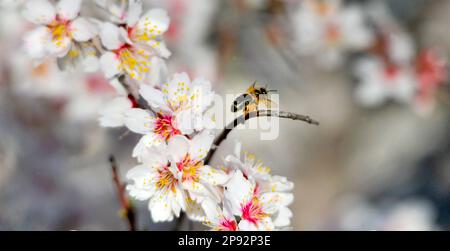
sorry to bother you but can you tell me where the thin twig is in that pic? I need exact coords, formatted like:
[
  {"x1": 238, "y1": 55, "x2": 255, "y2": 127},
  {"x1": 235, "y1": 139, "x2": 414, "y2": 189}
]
[
  {"x1": 109, "y1": 155, "x2": 137, "y2": 231},
  {"x1": 204, "y1": 110, "x2": 319, "y2": 165}
]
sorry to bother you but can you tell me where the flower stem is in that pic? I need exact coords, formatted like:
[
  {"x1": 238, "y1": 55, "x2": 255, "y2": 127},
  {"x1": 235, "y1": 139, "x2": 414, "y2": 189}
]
[{"x1": 109, "y1": 155, "x2": 137, "y2": 231}]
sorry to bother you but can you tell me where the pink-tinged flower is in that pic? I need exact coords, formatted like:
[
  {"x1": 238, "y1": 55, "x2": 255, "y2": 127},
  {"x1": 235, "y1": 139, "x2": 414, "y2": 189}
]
[
  {"x1": 353, "y1": 57, "x2": 416, "y2": 107},
  {"x1": 223, "y1": 170, "x2": 274, "y2": 231},
  {"x1": 293, "y1": 0, "x2": 373, "y2": 68},
  {"x1": 223, "y1": 143, "x2": 294, "y2": 229},
  {"x1": 414, "y1": 49, "x2": 447, "y2": 114},
  {"x1": 99, "y1": 2, "x2": 170, "y2": 82},
  {"x1": 23, "y1": 0, "x2": 97, "y2": 60},
  {"x1": 167, "y1": 133, "x2": 229, "y2": 203},
  {"x1": 121, "y1": 72, "x2": 214, "y2": 160},
  {"x1": 202, "y1": 199, "x2": 238, "y2": 231},
  {"x1": 126, "y1": 144, "x2": 187, "y2": 222}
]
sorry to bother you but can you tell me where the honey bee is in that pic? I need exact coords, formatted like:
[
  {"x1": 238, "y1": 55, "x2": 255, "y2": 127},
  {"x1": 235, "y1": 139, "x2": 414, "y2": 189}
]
[{"x1": 231, "y1": 82, "x2": 277, "y2": 114}]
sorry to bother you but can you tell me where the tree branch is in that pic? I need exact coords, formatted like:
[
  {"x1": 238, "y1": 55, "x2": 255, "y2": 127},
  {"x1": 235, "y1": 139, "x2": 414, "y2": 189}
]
[
  {"x1": 109, "y1": 155, "x2": 137, "y2": 231},
  {"x1": 204, "y1": 110, "x2": 319, "y2": 165}
]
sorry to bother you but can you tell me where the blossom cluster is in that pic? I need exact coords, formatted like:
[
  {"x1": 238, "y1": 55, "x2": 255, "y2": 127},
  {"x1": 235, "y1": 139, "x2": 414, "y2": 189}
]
[
  {"x1": 291, "y1": 0, "x2": 447, "y2": 114},
  {"x1": 21, "y1": 0, "x2": 293, "y2": 230}
]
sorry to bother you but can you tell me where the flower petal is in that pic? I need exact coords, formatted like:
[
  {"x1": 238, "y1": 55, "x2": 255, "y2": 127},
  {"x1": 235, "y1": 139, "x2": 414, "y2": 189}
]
[
  {"x1": 134, "y1": 8, "x2": 170, "y2": 42},
  {"x1": 149, "y1": 192, "x2": 178, "y2": 222},
  {"x1": 175, "y1": 109, "x2": 195, "y2": 135},
  {"x1": 100, "y1": 52, "x2": 122, "y2": 78},
  {"x1": 189, "y1": 131, "x2": 214, "y2": 160},
  {"x1": 46, "y1": 36, "x2": 72, "y2": 58},
  {"x1": 167, "y1": 135, "x2": 190, "y2": 163},
  {"x1": 57, "y1": 0, "x2": 81, "y2": 21},
  {"x1": 272, "y1": 206, "x2": 293, "y2": 227},
  {"x1": 23, "y1": 27, "x2": 51, "y2": 59},
  {"x1": 224, "y1": 170, "x2": 253, "y2": 215},
  {"x1": 23, "y1": 0, "x2": 56, "y2": 25},
  {"x1": 126, "y1": 164, "x2": 158, "y2": 200},
  {"x1": 124, "y1": 108, "x2": 155, "y2": 134},
  {"x1": 71, "y1": 17, "x2": 97, "y2": 42},
  {"x1": 199, "y1": 165, "x2": 230, "y2": 186},
  {"x1": 99, "y1": 22, "x2": 124, "y2": 50},
  {"x1": 202, "y1": 199, "x2": 222, "y2": 225},
  {"x1": 133, "y1": 134, "x2": 158, "y2": 162},
  {"x1": 139, "y1": 85, "x2": 170, "y2": 112},
  {"x1": 238, "y1": 220, "x2": 258, "y2": 231},
  {"x1": 164, "y1": 72, "x2": 191, "y2": 109},
  {"x1": 191, "y1": 77, "x2": 215, "y2": 112},
  {"x1": 134, "y1": 137, "x2": 168, "y2": 163},
  {"x1": 126, "y1": 0, "x2": 143, "y2": 26},
  {"x1": 270, "y1": 176, "x2": 294, "y2": 192},
  {"x1": 98, "y1": 96, "x2": 132, "y2": 127}
]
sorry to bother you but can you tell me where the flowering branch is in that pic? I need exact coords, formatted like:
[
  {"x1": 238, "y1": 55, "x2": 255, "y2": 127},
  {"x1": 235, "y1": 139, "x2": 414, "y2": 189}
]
[
  {"x1": 204, "y1": 110, "x2": 319, "y2": 165},
  {"x1": 109, "y1": 155, "x2": 137, "y2": 231}
]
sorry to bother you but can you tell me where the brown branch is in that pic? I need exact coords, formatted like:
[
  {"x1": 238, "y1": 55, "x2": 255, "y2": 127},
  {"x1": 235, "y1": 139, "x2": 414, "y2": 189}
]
[
  {"x1": 204, "y1": 110, "x2": 319, "y2": 165},
  {"x1": 109, "y1": 155, "x2": 137, "y2": 231}
]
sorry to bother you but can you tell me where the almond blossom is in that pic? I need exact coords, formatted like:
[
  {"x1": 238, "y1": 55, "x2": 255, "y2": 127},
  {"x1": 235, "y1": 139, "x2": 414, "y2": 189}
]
[
  {"x1": 126, "y1": 143, "x2": 187, "y2": 222},
  {"x1": 98, "y1": 2, "x2": 171, "y2": 83},
  {"x1": 167, "y1": 133, "x2": 229, "y2": 204},
  {"x1": 353, "y1": 56, "x2": 417, "y2": 107},
  {"x1": 202, "y1": 199, "x2": 238, "y2": 231},
  {"x1": 220, "y1": 170, "x2": 279, "y2": 231},
  {"x1": 126, "y1": 132, "x2": 228, "y2": 222},
  {"x1": 293, "y1": 0, "x2": 373, "y2": 68},
  {"x1": 122, "y1": 72, "x2": 214, "y2": 160},
  {"x1": 354, "y1": 35, "x2": 447, "y2": 113},
  {"x1": 23, "y1": 0, "x2": 98, "y2": 62},
  {"x1": 222, "y1": 143, "x2": 294, "y2": 229},
  {"x1": 413, "y1": 49, "x2": 447, "y2": 114}
]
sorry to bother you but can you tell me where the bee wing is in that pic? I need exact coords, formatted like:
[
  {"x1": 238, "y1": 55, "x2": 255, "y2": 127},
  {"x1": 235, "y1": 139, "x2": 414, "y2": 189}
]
[{"x1": 258, "y1": 96, "x2": 278, "y2": 109}]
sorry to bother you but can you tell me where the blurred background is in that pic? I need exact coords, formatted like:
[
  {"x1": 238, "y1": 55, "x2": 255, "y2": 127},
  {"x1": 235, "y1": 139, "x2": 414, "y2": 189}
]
[{"x1": 0, "y1": 0, "x2": 449, "y2": 230}]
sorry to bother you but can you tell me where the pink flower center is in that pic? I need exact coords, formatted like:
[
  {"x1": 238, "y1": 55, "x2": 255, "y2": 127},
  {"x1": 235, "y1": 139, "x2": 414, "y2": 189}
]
[
  {"x1": 154, "y1": 114, "x2": 181, "y2": 141},
  {"x1": 415, "y1": 49, "x2": 447, "y2": 94},
  {"x1": 325, "y1": 23, "x2": 341, "y2": 45},
  {"x1": 177, "y1": 154, "x2": 201, "y2": 183},
  {"x1": 241, "y1": 198, "x2": 267, "y2": 225},
  {"x1": 48, "y1": 16, "x2": 71, "y2": 42},
  {"x1": 218, "y1": 218, "x2": 238, "y2": 231},
  {"x1": 384, "y1": 65, "x2": 399, "y2": 81},
  {"x1": 113, "y1": 44, "x2": 133, "y2": 57}
]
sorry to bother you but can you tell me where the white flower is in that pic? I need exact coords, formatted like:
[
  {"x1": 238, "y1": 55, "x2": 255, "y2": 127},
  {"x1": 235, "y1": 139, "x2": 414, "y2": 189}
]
[
  {"x1": 123, "y1": 72, "x2": 214, "y2": 159},
  {"x1": 23, "y1": 0, "x2": 97, "y2": 60},
  {"x1": 98, "y1": 96, "x2": 133, "y2": 127},
  {"x1": 56, "y1": 42, "x2": 101, "y2": 73},
  {"x1": 126, "y1": 143, "x2": 187, "y2": 222},
  {"x1": 202, "y1": 199, "x2": 239, "y2": 231},
  {"x1": 293, "y1": 0, "x2": 373, "y2": 68},
  {"x1": 99, "y1": 3, "x2": 171, "y2": 82},
  {"x1": 353, "y1": 57, "x2": 416, "y2": 107},
  {"x1": 222, "y1": 143, "x2": 294, "y2": 229},
  {"x1": 222, "y1": 170, "x2": 275, "y2": 231},
  {"x1": 126, "y1": 134, "x2": 226, "y2": 222},
  {"x1": 167, "y1": 133, "x2": 229, "y2": 203},
  {"x1": 95, "y1": 0, "x2": 143, "y2": 26}
]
